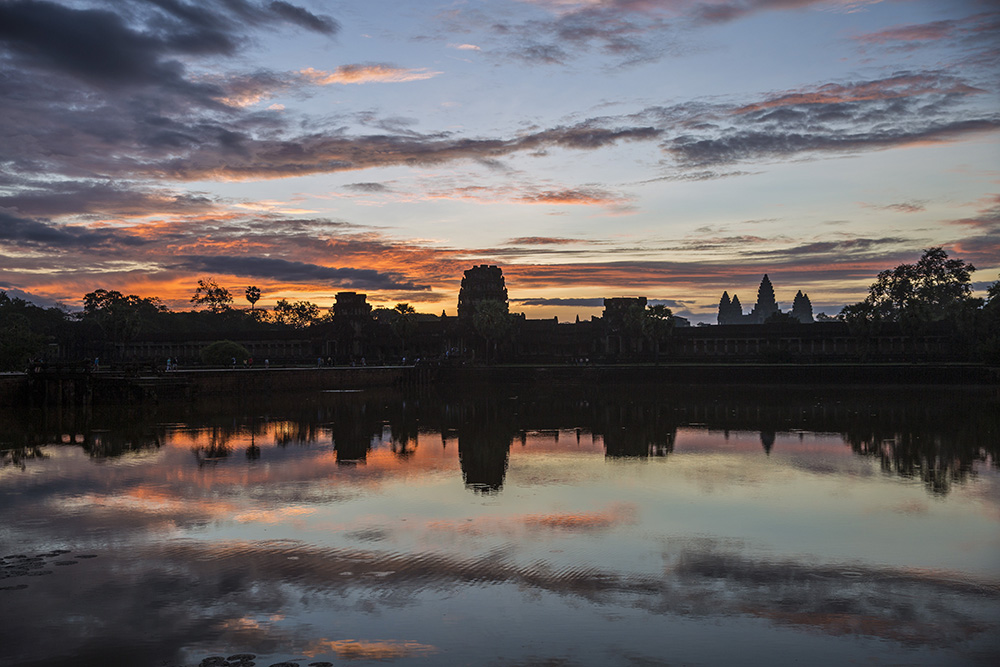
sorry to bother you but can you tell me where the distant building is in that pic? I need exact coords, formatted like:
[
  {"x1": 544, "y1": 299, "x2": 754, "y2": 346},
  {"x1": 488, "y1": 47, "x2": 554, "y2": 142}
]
[
  {"x1": 457, "y1": 265, "x2": 508, "y2": 320},
  {"x1": 602, "y1": 297, "x2": 647, "y2": 328},
  {"x1": 331, "y1": 291, "x2": 372, "y2": 359},
  {"x1": 333, "y1": 291, "x2": 371, "y2": 321}
]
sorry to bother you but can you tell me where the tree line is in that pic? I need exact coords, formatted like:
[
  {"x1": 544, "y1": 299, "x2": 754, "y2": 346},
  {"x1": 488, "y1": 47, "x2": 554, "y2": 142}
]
[
  {"x1": 1, "y1": 248, "x2": 998, "y2": 370},
  {"x1": 0, "y1": 278, "x2": 423, "y2": 370}
]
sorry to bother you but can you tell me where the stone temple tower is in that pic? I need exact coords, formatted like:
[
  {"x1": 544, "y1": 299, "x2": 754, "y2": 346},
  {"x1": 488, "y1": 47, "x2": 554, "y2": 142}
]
[
  {"x1": 749, "y1": 274, "x2": 778, "y2": 323},
  {"x1": 457, "y1": 265, "x2": 508, "y2": 320}
]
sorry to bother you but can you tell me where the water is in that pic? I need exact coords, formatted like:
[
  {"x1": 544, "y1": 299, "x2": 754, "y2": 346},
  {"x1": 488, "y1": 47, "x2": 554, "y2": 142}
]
[{"x1": 1, "y1": 383, "x2": 998, "y2": 666}]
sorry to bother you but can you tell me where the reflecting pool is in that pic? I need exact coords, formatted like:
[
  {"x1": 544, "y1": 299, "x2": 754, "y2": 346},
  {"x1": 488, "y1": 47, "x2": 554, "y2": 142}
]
[{"x1": 1, "y1": 383, "x2": 999, "y2": 666}]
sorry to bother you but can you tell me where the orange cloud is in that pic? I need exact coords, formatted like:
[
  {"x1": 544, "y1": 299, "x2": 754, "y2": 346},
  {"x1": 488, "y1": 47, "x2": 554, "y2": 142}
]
[
  {"x1": 516, "y1": 188, "x2": 629, "y2": 207},
  {"x1": 300, "y1": 65, "x2": 441, "y2": 85},
  {"x1": 736, "y1": 75, "x2": 983, "y2": 114}
]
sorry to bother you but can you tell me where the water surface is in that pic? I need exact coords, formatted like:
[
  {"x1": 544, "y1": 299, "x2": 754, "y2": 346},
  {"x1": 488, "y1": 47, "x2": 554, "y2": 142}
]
[{"x1": 2, "y1": 384, "x2": 998, "y2": 666}]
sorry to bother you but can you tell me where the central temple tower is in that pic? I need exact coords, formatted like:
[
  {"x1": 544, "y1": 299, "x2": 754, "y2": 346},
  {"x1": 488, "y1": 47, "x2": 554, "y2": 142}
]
[{"x1": 457, "y1": 265, "x2": 508, "y2": 320}]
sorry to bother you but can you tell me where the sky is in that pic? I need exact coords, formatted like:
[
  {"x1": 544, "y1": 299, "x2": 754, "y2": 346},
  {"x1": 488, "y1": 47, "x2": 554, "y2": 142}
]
[{"x1": 0, "y1": 0, "x2": 997, "y2": 322}]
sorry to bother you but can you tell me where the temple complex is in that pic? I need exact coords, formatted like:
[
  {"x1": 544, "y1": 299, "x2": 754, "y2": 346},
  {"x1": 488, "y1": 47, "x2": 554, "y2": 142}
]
[{"x1": 718, "y1": 275, "x2": 813, "y2": 324}]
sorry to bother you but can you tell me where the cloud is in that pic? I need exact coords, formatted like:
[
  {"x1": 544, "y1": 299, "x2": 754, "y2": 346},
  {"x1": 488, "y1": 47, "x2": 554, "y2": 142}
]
[
  {"x1": 267, "y1": 1, "x2": 339, "y2": 34},
  {"x1": 515, "y1": 187, "x2": 629, "y2": 206},
  {"x1": 0, "y1": 0, "x2": 337, "y2": 93},
  {"x1": 853, "y1": 11, "x2": 1000, "y2": 48},
  {"x1": 660, "y1": 72, "x2": 1000, "y2": 168},
  {"x1": 0, "y1": 180, "x2": 218, "y2": 219},
  {"x1": 0, "y1": 286, "x2": 66, "y2": 309},
  {"x1": 949, "y1": 195, "x2": 1000, "y2": 230},
  {"x1": 344, "y1": 182, "x2": 392, "y2": 193},
  {"x1": 448, "y1": 43, "x2": 481, "y2": 50},
  {"x1": 507, "y1": 237, "x2": 580, "y2": 245},
  {"x1": 514, "y1": 297, "x2": 607, "y2": 307},
  {"x1": 299, "y1": 64, "x2": 442, "y2": 85},
  {"x1": 861, "y1": 201, "x2": 926, "y2": 214},
  {"x1": 0, "y1": 210, "x2": 148, "y2": 248},
  {"x1": 669, "y1": 118, "x2": 1000, "y2": 167},
  {"x1": 485, "y1": 1, "x2": 885, "y2": 67},
  {"x1": 148, "y1": 122, "x2": 661, "y2": 181},
  {"x1": 173, "y1": 255, "x2": 431, "y2": 291},
  {"x1": 733, "y1": 73, "x2": 984, "y2": 114}
]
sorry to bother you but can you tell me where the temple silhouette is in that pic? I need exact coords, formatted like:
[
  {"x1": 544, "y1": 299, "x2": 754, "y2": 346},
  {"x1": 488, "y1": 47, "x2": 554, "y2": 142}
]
[
  {"x1": 718, "y1": 275, "x2": 814, "y2": 324},
  {"x1": 26, "y1": 264, "x2": 973, "y2": 367}
]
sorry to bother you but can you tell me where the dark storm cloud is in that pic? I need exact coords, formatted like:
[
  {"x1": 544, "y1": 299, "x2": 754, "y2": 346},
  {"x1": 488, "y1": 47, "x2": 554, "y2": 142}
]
[
  {"x1": 174, "y1": 255, "x2": 430, "y2": 291},
  {"x1": 0, "y1": 0, "x2": 216, "y2": 101},
  {"x1": 0, "y1": 210, "x2": 148, "y2": 248},
  {"x1": 0, "y1": 181, "x2": 217, "y2": 218},
  {"x1": 0, "y1": 0, "x2": 336, "y2": 92}
]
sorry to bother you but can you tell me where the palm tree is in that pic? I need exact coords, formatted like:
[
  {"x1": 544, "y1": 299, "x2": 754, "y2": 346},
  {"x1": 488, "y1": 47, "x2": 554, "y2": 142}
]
[
  {"x1": 245, "y1": 285, "x2": 261, "y2": 310},
  {"x1": 392, "y1": 303, "x2": 417, "y2": 361}
]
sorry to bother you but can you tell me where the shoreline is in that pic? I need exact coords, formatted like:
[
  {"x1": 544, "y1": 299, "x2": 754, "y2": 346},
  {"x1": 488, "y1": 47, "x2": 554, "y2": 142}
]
[{"x1": 3, "y1": 362, "x2": 998, "y2": 407}]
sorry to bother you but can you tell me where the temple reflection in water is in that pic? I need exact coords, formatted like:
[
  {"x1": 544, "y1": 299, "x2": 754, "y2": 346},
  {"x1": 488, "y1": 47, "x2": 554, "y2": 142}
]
[{"x1": 3, "y1": 384, "x2": 996, "y2": 496}]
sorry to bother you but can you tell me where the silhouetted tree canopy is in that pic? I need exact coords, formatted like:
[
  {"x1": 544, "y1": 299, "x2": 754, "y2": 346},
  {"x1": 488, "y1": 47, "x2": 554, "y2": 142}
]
[
  {"x1": 191, "y1": 278, "x2": 233, "y2": 314},
  {"x1": 272, "y1": 299, "x2": 320, "y2": 328},
  {"x1": 82, "y1": 288, "x2": 166, "y2": 344},
  {"x1": 199, "y1": 340, "x2": 250, "y2": 366},
  {"x1": 841, "y1": 248, "x2": 979, "y2": 332}
]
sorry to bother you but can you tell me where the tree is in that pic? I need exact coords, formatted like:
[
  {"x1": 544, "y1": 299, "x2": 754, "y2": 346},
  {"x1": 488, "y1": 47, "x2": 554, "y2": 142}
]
[
  {"x1": 841, "y1": 248, "x2": 978, "y2": 331},
  {"x1": 82, "y1": 289, "x2": 166, "y2": 349},
  {"x1": 0, "y1": 312, "x2": 45, "y2": 371},
  {"x1": 272, "y1": 299, "x2": 319, "y2": 328},
  {"x1": 191, "y1": 278, "x2": 233, "y2": 314},
  {"x1": 646, "y1": 304, "x2": 675, "y2": 362},
  {"x1": 199, "y1": 340, "x2": 250, "y2": 366},
  {"x1": 473, "y1": 299, "x2": 514, "y2": 364},
  {"x1": 390, "y1": 303, "x2": 417, "y2": 359},
  {"x1": 245, "y1": 286, "x2": 261, "y2": 310},
  {"x1": 979, "y1": 274, "x2": 1000, "y2": 364}
]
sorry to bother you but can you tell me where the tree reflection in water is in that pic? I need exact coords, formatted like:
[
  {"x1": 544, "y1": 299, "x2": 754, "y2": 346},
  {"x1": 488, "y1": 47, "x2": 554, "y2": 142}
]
[{"x1": 0, "y1": 384, "x2": 996, "y2": 495}]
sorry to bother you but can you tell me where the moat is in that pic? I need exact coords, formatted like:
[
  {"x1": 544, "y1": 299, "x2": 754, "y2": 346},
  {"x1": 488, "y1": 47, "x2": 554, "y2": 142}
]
[{"x1": 1, "y1": 383, "x2": 998, "y2": 666}]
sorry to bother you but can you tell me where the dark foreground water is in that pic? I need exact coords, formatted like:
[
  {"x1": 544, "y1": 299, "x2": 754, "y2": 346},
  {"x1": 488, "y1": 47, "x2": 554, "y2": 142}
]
[{"x1": 1, "y1": 383, "x2": 999, "y2": 667}]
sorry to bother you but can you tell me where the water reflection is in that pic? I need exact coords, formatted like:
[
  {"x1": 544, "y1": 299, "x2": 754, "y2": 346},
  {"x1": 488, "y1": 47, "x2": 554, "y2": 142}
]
[
  {"x1": 1, "y1": 384, "x2": 998, "y2": 666},
  {"x1": 2, "y1": 385, "x2": 997, "y2": 494}
]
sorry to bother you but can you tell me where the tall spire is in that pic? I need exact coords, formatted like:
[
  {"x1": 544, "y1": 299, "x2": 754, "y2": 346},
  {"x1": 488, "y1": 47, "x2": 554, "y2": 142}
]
[
  {"x1": 718, "y1": 291, "x2": 731, "y2": 325},
  {"x1": 791, "y1": 290, "x2": 814, "y2": 323},
  {"x1": 752, "y1": 274, "x2": 778, "y2": 323}
]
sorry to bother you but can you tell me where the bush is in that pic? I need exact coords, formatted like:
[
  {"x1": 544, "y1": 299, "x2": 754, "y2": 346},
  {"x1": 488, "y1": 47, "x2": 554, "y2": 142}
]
[{"x1": 199, "y1": 340, "x2": 250, "y2": 366}]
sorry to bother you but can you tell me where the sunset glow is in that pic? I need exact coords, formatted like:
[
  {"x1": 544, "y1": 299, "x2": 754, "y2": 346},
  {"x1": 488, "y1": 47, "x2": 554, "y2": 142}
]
[{"x1": 1, "y1": 0, "x2": 997, "y2": 321}]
